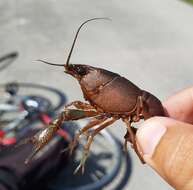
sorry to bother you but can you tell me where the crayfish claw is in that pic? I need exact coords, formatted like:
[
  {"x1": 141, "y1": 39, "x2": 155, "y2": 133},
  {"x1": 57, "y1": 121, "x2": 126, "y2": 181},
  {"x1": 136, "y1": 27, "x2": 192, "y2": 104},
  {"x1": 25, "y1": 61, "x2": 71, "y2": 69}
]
[
  {"x1": 17, "y1": 124, "x2": 58, "y2": 164},
  {"x1": 24, "y1": 145, "x2": 42, "y2": 164},
  {"x1": 15, "y1": 137, "x2": 34, "y2": 148},
  {"x1": 15, "y1": 135, "x2": 43, "y2": 164}
]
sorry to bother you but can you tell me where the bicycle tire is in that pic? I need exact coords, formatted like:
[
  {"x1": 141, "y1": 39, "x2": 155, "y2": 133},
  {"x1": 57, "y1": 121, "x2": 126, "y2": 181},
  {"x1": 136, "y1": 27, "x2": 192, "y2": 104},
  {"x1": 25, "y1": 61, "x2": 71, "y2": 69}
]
[{"x1": 0, "y1": 82, "x2": 67, "y2": 111}]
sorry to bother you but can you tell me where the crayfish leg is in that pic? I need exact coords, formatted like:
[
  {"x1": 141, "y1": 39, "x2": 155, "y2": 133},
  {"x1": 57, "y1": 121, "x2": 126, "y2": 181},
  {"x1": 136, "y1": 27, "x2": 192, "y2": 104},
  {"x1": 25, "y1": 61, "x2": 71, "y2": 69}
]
[
  {"x1": 123, "y1": 118, "x2": 145, "y2": 163},
  {"x1": 74, "y1": 117, "x2": 117, "y2": 174},
  {"x1": 64, "y1": 116, "x2": 107, "y2": 155}
]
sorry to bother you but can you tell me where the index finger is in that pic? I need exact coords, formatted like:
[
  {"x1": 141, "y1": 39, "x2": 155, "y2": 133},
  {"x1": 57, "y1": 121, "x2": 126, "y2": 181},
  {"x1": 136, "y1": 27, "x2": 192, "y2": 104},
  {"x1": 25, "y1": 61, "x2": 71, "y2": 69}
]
[{"x1": 163, "y1": 87, "x2": 193, "y2": 124}]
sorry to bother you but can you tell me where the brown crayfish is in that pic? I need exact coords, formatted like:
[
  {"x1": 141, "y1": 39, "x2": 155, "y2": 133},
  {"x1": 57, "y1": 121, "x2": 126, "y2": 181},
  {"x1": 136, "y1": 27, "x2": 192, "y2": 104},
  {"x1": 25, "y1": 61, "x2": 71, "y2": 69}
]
[{"x1": 22, "y1": 18, "x2": 165, "y2": 174}]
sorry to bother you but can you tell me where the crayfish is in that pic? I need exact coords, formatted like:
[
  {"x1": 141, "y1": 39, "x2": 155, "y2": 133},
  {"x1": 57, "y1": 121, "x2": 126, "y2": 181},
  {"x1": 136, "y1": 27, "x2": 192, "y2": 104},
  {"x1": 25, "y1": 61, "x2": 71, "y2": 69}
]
[{"x1": 22, "y1": 18, "x2": 165, "y2": 174}]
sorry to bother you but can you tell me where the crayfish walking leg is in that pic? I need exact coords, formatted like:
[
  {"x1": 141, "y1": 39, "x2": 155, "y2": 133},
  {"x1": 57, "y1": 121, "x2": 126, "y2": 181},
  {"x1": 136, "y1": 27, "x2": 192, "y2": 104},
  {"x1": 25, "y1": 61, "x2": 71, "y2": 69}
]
[
  {"x1": 67, "y1": 116, "x2": 107, "y2": 155},
  {"x1": 74, "y1": 117, "x2": 117, "y2": 174},
  {"x1": 123, "y1": 118, "x2": 145, "y2": 163}
]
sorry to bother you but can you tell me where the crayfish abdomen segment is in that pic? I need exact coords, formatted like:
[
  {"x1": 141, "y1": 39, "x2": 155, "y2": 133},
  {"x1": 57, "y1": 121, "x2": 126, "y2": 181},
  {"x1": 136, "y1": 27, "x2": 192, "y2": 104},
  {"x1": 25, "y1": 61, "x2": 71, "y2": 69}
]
[{"x1": 141, "y1": 90, "x2": 165, "y2": 119}]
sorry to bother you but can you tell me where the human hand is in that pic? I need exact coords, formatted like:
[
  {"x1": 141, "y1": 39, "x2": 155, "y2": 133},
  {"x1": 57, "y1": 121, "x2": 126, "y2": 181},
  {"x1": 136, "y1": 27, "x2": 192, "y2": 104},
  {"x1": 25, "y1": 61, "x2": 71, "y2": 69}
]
[{"x1": 136, "y1": 87, "x2": 193, "y2": 190}]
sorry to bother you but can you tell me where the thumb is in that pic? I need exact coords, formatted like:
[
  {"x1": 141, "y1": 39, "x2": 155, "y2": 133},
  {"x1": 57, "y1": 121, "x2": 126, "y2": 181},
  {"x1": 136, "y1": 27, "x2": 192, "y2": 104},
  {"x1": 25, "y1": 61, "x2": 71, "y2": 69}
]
[{"x1": 136, "y1": 117, "x2": 193, "y2": 190}]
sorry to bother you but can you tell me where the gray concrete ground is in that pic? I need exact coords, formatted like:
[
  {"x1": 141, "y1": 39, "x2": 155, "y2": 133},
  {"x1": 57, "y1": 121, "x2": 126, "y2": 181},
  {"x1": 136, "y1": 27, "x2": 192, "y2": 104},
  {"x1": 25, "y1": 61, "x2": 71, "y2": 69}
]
[{"x1": 1, "y1": 0, "x2": 193, "y2": 189}]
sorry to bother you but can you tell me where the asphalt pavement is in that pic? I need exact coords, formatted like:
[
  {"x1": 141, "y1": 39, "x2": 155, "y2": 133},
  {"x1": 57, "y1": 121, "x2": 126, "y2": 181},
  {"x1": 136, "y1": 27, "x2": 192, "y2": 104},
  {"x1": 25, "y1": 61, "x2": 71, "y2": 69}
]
[{"x1": 1, "y1": 0, "x2": 193, "y2": 189}]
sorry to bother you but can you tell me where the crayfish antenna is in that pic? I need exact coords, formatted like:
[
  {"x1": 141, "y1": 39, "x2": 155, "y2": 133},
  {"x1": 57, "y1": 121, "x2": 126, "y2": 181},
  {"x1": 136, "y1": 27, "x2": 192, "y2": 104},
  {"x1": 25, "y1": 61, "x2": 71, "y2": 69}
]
[
  {"x1": 37, "y1": 17, "x2": 111, "y2": 70},
  {"x1": 36, "y1": 59, "x2": 64, "y2": 67},
  {"x1": 65, "y1": 17, "x2": 111, "y2": 68}
]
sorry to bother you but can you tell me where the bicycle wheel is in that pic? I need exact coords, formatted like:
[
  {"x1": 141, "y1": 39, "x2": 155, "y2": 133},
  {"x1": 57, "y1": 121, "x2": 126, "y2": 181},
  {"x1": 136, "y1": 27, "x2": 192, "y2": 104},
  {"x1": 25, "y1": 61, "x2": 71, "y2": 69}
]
[
  {"x1": 0, "y1": 82, "x2": 67, "y2": 145},
  {"x1": 0, "y1": 82, "x2": 67, "y2": 112}
]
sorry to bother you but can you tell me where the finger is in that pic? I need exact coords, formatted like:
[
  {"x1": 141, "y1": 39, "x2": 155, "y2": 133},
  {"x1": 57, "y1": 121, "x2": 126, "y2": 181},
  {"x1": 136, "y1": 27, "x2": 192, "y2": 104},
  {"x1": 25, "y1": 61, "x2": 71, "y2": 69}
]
[
  {"x1": 163, "y1": 87, "x2": 193, "y2": 124},
  {"x1": 136, "y1": 117, "x2": 193, "y2": 190}
]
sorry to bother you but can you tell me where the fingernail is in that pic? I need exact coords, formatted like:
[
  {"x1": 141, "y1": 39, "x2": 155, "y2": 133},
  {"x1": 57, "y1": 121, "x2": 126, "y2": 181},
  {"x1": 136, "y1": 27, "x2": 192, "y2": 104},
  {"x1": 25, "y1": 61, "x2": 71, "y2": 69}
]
[{"x1": 136, "y1": 120, "x2": 167, "y2": 156}]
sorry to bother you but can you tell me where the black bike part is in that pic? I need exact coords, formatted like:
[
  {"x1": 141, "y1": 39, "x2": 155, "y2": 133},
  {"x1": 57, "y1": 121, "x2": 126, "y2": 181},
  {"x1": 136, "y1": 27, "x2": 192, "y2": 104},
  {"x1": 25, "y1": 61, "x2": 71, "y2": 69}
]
[
  {"x1": 0, "y1": 128, "x2": 71, "y2": 190},
  {"x1": 5, "y1": 83, "x2": 19, "y2": 96},
  {"x1": 15, "y1": 83, "x2": 66, "y2": 111},
  {"x1": 0, "y1": 167, "x2": 19, "y2": 190},
  {"x1": 21, "y1": 95, "x2": 52, "y2": 115},
  {"x1": 0, "y1": 52, "x2": 18, "y2": 71}
]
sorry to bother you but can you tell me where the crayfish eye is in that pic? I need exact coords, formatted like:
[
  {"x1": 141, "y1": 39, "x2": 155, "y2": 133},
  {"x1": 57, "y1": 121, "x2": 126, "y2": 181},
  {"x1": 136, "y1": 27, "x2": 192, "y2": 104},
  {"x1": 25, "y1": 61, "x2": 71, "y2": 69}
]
[{"x1": 76, "y1": 66, "x2": 87, "y2": 76}]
